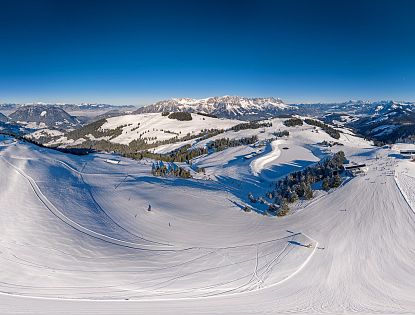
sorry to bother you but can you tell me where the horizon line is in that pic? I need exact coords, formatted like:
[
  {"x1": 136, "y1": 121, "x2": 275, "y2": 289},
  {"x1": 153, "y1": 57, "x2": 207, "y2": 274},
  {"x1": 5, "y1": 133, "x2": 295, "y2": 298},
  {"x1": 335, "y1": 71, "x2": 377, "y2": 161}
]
[{"x1": 0, "y1": 96, "x2": 412, "y2": 107}]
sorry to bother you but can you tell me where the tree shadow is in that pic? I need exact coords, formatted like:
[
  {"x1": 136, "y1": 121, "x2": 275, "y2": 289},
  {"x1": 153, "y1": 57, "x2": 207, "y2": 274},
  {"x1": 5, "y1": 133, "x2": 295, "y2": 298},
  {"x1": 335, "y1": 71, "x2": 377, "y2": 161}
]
[
  {"x1": 288, "y1": 240, "x2": 310, "y2": 248},
  {"x1": 388, "y1": 153, "x2": 407, "y2": 160},
  {"x1": 127, "y1": 174, "x2": 222, "y2": 192},
  {"x1": 259, "y1": 159, "x2": 316, "y2": 181}
]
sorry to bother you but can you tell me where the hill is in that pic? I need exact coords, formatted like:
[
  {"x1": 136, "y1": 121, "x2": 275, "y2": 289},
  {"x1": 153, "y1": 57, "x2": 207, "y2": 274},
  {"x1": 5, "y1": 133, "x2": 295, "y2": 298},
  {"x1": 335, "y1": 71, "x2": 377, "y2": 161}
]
[{"x1": 9, "y1": 105, "x2": 80, "y2": 130}]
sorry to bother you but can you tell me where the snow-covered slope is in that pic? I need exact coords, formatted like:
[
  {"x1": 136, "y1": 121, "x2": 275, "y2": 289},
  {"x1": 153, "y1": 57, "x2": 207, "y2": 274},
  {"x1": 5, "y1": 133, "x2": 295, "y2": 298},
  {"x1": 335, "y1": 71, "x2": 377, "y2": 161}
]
[
  {"x1": 134, "y1": 96, "x2": 296, "y2": 119},
  {"x1": 101, "y1": 112, "x2": 241, "y2": 144},
  {"x1": 1, "y1": 123, "x2": 415, "y2": 314},
  {"x1": 52, "y1": 112, "x2": 242, "y2": 147}
]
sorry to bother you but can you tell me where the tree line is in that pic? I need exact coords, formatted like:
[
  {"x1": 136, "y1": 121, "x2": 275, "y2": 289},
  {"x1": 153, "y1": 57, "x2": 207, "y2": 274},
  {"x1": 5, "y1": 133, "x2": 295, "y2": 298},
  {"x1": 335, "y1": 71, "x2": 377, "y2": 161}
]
[
  {"x1": 230, "y1": 121, "x2": 272, "y2": 132},
  {"x1": 304, "y1": 118, "x2": 341, "y2": 139},
  {"x1": 283, "y1": 117, "x2": 303, "y2": 127},
  {"x1": 168, "y1": 112, "x2": 192, "y2": 121},
  {"x1": 206, "y1": 136, "x2": 258, "y2": 152}
]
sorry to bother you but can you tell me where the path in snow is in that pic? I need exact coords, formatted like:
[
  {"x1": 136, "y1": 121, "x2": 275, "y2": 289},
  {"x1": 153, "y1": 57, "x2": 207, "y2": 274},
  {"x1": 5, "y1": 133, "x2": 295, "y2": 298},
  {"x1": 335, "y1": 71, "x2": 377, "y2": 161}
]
[{"x1": 250, "y1": 139, "x2": 283, "y2": 176}]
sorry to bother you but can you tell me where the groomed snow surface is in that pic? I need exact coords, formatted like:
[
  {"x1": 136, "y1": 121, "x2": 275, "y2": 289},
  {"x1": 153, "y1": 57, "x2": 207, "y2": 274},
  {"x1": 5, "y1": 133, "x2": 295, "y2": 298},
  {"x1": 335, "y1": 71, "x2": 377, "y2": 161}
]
[{"x1": 1, "y1": 133, "x2": 415, "y2": 314}]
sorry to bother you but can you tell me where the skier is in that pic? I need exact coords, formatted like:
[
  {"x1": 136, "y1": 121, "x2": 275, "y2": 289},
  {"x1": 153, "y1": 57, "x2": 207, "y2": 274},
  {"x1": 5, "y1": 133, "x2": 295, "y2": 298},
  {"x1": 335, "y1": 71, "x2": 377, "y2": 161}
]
[{"x1": 148, "y1": 204, "x2": 152, "y2": 211}]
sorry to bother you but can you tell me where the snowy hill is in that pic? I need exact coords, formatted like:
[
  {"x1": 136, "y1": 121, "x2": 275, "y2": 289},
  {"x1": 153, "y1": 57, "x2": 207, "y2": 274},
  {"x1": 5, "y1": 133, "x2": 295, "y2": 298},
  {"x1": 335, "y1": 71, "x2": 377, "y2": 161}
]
[
  {"x1": 50, "y1": 112, "x2": 242, "y2": 148},
  {"x1": 134, "y1": 96, "x2": 296, "y2": 119}
]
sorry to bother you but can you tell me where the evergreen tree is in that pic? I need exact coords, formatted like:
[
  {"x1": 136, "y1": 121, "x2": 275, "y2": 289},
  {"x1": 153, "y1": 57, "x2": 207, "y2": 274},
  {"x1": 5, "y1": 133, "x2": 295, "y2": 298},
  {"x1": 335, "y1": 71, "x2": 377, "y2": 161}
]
[
  {"x1": 288, "y1": 191, "x2": 299, "y2": 203},
  {"x1": 322, "y1": 178, "x2": 330, "y2": 191},
  {"x1": 304, "y1": 183, "x2": 313, "y2": 200},
  {"x1": 331, "y1": 174, "x2": 342, "y2": 188}
]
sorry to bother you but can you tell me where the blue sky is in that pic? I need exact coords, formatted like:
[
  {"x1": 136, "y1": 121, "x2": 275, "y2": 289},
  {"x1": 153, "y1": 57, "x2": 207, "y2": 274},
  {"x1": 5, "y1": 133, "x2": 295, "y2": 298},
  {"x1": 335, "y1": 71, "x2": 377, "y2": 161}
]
[{"x1": 1, "y1": 0, "x2": 415, "y2": 105}]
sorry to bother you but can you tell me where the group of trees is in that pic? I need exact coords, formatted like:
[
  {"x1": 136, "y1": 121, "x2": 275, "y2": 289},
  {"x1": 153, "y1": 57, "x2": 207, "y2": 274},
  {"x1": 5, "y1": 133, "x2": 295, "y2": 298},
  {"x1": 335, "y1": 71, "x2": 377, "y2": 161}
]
[
  {"x1": 130, "y1": 123, "x2": 141, "y2": 132},
  {"x1": 319, "y1": 140, "x2": 344, "y2": 147},
  {"x1": 206, "y1": 135, "x2": 258, "y2": 152},
  {"x1": 273, "y1": 130, "x2": 289, "y2": 137},
  {"x1": 259, "y1": 151, "x2": 346, "y2": 216},
  {"x1": 65, "y1": 119, "x2": 130, "y2": 141},
  {"x1": 230, "y1": 121, "x2": 272, "y2": 132},
  {"x1": 168, "y1": 112, "x2": 192, "y2": 121},
  {"x1": 304, "y1": 118, "x2": 341, "y2": 139},
  {"x1": 69, "y1": 134, "x2": 259, "y2": 168},
  {"x1": 130, "y1": 135, "x2": 260, "y2": 166},
  {"x1": 283, "y1": 117, "x2": 303, "y2": 127},
  {"x1": 151, "y1": 161, "x2": 191, "y2": 178},
  {"x1": 68, "y1": 127, "x2": 225, "y2": 156},
  {"x1": 65, "y1": 119, "x2": 113, "y2": 140}
]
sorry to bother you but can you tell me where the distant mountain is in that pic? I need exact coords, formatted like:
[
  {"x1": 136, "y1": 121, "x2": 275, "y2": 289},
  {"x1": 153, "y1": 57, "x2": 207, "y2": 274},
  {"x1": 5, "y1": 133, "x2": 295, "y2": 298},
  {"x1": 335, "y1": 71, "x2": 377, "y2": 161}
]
[
  {"x1": 134, "y1": 96, "x2": 295, "y2": 119},
  {"x1": 9, "y1": 105, "x2": 80, "y2": 130},
  {"x1": 0, "y1": 104, "x2": 17, "y2": 111},
  {"x1": 56, "y1": 103, "x2": 136, "y2": 112},
  {"x1": 1, "y1": 103, "x2": 136, "y2": 114},
  {"x1": 294, "y1": 100, "x2": 415, "y2": 143},
  {"x1": 0, "y1": 112, "x2": 9, "y2": 122},
  {"x1": 347, "y1": 101, "x2": 415, "y2": 143}
]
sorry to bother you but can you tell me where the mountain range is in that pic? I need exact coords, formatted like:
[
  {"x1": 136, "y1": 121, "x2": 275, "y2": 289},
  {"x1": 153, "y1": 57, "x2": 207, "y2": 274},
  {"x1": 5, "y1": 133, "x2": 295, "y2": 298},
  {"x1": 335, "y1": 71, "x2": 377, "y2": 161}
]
[
  {"x1": 1, "y1": 97, "x2": 415, "y2": 144},
  {"x1": 133, "y1": 96, "x2": 295, "y2": 119}
]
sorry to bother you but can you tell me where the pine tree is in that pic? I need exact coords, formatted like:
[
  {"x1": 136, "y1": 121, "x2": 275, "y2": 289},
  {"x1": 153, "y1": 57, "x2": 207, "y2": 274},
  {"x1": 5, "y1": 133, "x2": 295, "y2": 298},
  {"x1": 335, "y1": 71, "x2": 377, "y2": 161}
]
[
  {"x1": 277, "y1": 199, "x2": 289, "y2": 216},
  {"x1": 304, "y1": 183, "x2": 313, "y2": 199},
  {"x1": 332, "y1": 174, "x2": 342, "y2": 188},
  {"x1": 288, "y1": 191, "x2": 298, "y2": 203},
  {"x1": 322, "y1": 178, "x2": 330, "y2": 191}
]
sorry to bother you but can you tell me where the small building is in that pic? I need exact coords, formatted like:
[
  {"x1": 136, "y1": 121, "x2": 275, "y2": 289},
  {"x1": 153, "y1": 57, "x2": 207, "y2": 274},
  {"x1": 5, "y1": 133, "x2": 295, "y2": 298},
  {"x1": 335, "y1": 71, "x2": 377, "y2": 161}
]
[
  {"x1": 344, "y1": 163, "x2": 368, "y2": 175},
  {"x1": 400, "y1": 150, "x2": 415, "y2": 159}
]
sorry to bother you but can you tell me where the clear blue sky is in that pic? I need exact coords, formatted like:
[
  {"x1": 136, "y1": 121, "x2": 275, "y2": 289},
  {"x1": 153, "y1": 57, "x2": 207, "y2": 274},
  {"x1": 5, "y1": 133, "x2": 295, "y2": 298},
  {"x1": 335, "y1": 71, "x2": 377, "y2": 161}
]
[{"x1": 1, "y1": 0, "x2": 415, "y2": 105}]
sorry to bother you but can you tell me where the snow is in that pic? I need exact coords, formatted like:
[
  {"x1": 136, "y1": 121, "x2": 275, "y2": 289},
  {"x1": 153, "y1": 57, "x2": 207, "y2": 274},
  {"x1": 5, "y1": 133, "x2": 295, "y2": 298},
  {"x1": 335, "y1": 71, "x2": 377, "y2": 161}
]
[
  {"x1": 1, "y1": 126, "x2": 415, "y2": 314},
  {"x1": 101, "y1": 113, "x2": 241, "y2": 145},
  {"x1": 150, "y1": 96, "x2": 293, "y2": 114},
  {"x1": 395, "y1": 158, "x2": 415, "y2": 213},
  {"x1": 40, "y1": 110, "x2": 47, "y2": 117},
  {"x1": 29, "y1": 129, "x2": 64, "y2": 140},
  {"x1": 250, "y1": 139, "x2": 283, "y2": 175}
]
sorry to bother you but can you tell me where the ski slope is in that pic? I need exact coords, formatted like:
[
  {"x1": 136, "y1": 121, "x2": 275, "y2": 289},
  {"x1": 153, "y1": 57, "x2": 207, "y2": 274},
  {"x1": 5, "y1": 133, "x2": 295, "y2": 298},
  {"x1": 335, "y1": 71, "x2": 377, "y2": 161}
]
[{"x1": 1, "y1": 134, "x2": 415, "y2": 314}]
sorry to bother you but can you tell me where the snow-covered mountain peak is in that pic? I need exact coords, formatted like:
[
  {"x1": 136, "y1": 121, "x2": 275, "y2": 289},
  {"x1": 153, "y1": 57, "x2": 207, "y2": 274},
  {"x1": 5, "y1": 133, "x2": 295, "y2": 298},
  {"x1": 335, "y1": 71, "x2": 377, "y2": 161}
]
[{"x1": 134, "y1": 96, "x2": 294, "y2": 119}]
